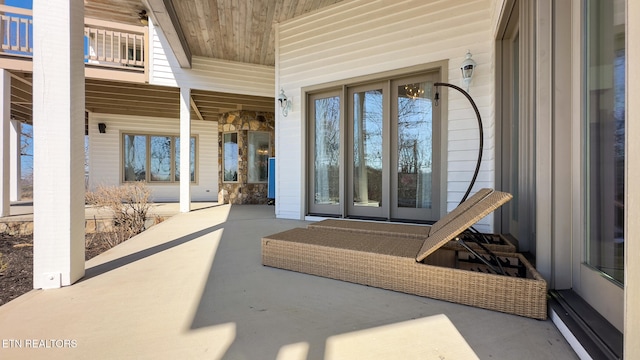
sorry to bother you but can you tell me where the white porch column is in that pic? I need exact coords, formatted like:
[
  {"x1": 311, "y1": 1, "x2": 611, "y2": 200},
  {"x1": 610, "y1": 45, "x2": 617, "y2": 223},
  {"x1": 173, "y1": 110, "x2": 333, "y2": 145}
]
[
  {"x1": 0, "y1": 70, "x2": 9, "y2": 217},
  {"x1": 179, "y1": 86, "x2": 191, "y2": 212},
  {"x1": 32, "y1": 0, "x2": 85, "y2": 289},
  {"x1": 10, "y1": 119, "x2": 21, "y2": 201}
]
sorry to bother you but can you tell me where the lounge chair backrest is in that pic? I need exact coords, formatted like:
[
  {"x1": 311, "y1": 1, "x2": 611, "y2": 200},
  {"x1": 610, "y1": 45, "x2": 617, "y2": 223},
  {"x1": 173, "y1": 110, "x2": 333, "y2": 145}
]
[
  {"x1": 416, "y1": 190, "x2": 512, "y2": 262},
  {"x1": 428, "y1": 188, "x2": 494, "y2": 235}
]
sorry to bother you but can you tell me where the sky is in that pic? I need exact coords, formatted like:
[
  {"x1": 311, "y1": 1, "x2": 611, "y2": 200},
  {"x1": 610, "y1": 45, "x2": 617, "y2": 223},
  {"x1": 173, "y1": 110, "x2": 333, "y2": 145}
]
[{"x1": 6, "y1": 0, "x2": 32, "y2": 9}]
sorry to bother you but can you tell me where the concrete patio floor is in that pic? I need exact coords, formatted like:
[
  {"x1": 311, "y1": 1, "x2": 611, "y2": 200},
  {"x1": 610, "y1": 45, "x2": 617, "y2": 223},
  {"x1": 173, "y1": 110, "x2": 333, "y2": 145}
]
[{"x1": 0, "y1": 204, "x2": 578, "y2": 359}]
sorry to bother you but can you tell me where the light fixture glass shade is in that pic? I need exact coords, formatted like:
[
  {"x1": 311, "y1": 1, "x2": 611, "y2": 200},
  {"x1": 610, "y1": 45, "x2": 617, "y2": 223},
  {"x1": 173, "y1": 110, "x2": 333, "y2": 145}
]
[
  {"x1": 460, "y1": 50, "x2": 477, "y2": 91},
  {"x1": 278, "y1": 88, "x2": 291, "y2": 117}
]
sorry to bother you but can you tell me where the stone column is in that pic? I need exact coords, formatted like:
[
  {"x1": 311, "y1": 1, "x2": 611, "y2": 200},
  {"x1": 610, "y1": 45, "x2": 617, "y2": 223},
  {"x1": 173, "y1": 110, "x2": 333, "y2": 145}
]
[
  {"x1": 179, "y1": 86, "x2": 191, "y2": 213},
  {"x1": 0, "y1": 70, "x2": 9, "y2": 217},
  {"x1": 32, "y1": 0, "x2": 85, "y2": 289},
  {"x1": 10, "y1": 119, "x2": 21, "y2": 201}
]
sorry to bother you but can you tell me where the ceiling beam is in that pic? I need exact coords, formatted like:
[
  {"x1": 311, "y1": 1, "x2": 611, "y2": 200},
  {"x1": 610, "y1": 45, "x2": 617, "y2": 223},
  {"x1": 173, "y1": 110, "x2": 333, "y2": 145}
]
[
  {"x1": 144, "y1": 0, "x2": 192, "y2": 68},
  {"x1": 190, "y1": 97, "x2": 204, "y2": 121}
]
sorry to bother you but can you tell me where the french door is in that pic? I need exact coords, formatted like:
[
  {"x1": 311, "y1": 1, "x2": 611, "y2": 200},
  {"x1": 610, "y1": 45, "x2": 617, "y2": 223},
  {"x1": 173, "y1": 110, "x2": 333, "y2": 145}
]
[
  {"x1": 347, "y1": 82, "x2": 388, "y2": 219},
  {"x1": 390, "y1": 74, "x2": 440, "y2": 221},
  {"x1": 308, "y1": 70, "x2": 441, "y2": 222}
]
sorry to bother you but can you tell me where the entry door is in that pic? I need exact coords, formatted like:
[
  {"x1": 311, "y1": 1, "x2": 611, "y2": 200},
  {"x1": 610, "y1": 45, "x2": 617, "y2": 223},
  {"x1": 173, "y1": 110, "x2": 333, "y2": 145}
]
[{"x1": 347, "y1": 82, "x2": 388, "y2": 219}]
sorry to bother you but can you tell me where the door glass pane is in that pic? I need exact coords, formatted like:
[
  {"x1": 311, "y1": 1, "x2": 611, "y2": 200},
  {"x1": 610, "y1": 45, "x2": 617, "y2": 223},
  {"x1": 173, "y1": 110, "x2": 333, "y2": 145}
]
[
  {"x1": 150, "y1": 136, "x2": 171, "y2": 181},
  {"x1": 314, "y1": 96, "x2": 340, "y2": 204},
  {"x1": 123, "y1": 134, "x2": 146, "y2": 181},
  {"x1": 248, "y1": 132, "x2": 270, "y2": 183},
  {"x1": 223, "y1": 133, "x2": 238, "y2": 182},
  {"x1": 353, "y1": 89, "x2": 383, "y2": 207},
  {"x1": 586, "y1": 0, "x2": 625, "y2": 284},
  {"x1": 397, "y1": 82, "x2": 433, "y2": 209}
]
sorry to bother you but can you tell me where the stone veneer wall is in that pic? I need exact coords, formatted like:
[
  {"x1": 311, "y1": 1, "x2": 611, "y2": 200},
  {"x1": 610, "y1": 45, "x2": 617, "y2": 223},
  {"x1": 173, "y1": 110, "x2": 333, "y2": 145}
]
[{"x1": 218, "y1": 111, "x2": 275, "y2": 204}]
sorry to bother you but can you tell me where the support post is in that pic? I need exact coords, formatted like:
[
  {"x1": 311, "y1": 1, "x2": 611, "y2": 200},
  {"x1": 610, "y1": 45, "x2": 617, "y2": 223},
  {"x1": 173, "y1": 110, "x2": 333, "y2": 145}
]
[
  {"x1": 10, "y1": 119, "x2": 21, "y2": 201},
  {"x1": 0, "y1": 70, "x2": 9, "y2": 217},
  {"x1": 32, "y1": 0, "x2": 85, "y2": 289},
  {"x1": 179, "y1": 87, "x2": 191, "y2": 213}
]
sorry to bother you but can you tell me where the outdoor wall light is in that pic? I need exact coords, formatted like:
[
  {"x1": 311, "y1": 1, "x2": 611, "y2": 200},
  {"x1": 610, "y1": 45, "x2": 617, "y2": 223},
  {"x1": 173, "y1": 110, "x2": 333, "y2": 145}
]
[
  {"x1": 138, "y1": 10, "x2": 149, "y2": 26},
  {"x1": 277, "y1": 88, "x2": 292, "y2": 117},
  {"x1": 98, "y1": 123, "x2": 107, "y2": 134},
  {"x1": 460, "y1": 50, "x2": 477, "y2": 92}
]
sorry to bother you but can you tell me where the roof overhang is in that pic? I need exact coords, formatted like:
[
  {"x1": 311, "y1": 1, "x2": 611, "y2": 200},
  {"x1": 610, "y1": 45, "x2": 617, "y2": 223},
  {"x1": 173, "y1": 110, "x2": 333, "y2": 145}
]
[{"x1": 144, "y1": 0, "x2": 192, "y2": 68}]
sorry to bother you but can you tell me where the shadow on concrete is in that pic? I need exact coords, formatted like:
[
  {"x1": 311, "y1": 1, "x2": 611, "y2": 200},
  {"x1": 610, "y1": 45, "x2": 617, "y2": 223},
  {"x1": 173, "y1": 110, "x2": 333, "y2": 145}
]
[
  {"x1": 83, "y1": 224, "x2": 224, "y2": 281},
  {"x1": 187, "y1": 206, "x2": 437, "y2": 360}
]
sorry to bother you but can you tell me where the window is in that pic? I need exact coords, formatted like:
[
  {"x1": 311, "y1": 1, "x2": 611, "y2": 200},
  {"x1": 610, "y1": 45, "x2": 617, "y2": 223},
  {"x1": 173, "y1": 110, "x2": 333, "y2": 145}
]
[
  {"x1": 124, "y1": 134, "x2": 146, "y2": 181},
  {"x1": 150, "y1": 136, "x2": 171, "y2": 181},
  {"x1": 585, "y1": 0, "x2": 625, "y2": 284},
  {"x1": 123, "y1": 133, "x2": 196, "y2": 183},
  {"x1": 223, "y1": 133, "x2": 238, "y2": 182},
  {"x1": 248, "y1": 132, "x2": 270, "y2": 183},
  {"x1": 175, "y1": 137, "x2": 196, "y2": 182}
]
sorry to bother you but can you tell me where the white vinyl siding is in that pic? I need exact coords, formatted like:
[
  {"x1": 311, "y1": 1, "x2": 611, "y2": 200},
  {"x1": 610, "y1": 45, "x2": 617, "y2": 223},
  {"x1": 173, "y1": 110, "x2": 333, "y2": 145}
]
[
  {"x1": 87, "y1": 113, "x2": 218, "y2": 202},
  {"x1": 276, "y1": 0, "x2": 496, "y2": 230},
  {"x1": 148, "y1": 20, "x2": 274, "y2": 97}
]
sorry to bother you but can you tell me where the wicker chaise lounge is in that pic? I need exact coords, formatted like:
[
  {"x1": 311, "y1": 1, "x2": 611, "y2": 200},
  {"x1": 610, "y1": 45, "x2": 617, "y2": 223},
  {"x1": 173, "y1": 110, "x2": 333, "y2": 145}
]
[{"x1": 261, "y1": 189, "x2": 548, "y2": 319}]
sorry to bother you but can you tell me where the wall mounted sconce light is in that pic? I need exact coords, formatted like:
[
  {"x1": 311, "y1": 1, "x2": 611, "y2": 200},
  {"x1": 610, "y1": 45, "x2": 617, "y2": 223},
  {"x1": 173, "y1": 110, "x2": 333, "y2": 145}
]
[
  {"x1": 460, "y1": 50, "x2": 477, "y2": 92},
  {"x1": 277, "y1": 88, "x2": 292, "y2": 117},
  {"x1": 98, "y1": 123, "x2": 107, "y2": 134},
  {"x1": 139, "y1": 10, "x2": 149, "y2": 26}
]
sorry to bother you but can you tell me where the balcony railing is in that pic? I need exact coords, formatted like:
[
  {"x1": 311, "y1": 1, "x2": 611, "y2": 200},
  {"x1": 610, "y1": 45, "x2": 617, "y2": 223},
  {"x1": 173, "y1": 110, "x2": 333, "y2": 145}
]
[{"x1": 0, "y1": 5, "x2": 147, "y2": 73}]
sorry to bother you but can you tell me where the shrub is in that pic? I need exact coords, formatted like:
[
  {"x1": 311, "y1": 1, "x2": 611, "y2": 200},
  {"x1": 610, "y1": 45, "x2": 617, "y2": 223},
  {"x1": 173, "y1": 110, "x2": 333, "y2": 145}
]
[
  {"x1": 0, "y1": 252, "x2": 7, "y2": 274},
  {"x1": 85, "y1": 182, "x2": 154, "y2": 249}
]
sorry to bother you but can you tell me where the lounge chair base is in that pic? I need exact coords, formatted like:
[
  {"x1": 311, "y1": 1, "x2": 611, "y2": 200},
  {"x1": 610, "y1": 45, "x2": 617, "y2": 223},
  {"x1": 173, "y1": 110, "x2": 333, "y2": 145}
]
[{"x1": 262, "y1": 227, "x2": 547, "y2": 320}]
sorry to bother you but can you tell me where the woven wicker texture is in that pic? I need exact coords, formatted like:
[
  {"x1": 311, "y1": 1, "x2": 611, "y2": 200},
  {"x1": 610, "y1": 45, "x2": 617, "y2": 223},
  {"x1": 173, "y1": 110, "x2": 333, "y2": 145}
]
[
  {"x1": 415, "y1": 191, "x2": 513, "y2": 262},
  {"x1": 308, "y1": 219, "x2": 430, "y2": 239},
  {"x1": 261, "y1": 237, "x2": 547, "y2": 319},
  {"x1": 263, "y1": 227, "x2": 423, "y2": 258},
  {"x1": 308, "y1": 219, "x2": 516, "y2": 253},
  {"x1": 429, "y1": 188, "x2": 494, "y2": 235},
  {"x1": 260, "y1": 188, "x2": 547, "y2": 319}
]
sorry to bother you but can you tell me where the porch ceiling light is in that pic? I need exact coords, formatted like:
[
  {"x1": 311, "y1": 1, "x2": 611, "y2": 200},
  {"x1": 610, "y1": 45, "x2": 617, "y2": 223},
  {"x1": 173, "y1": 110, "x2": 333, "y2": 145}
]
[
  {"x1": 460, "y1": 50, "x2": 477, "y2": 92},
  {"x1": 278, "y1": 88, "x2": 292, "y2": 117}
]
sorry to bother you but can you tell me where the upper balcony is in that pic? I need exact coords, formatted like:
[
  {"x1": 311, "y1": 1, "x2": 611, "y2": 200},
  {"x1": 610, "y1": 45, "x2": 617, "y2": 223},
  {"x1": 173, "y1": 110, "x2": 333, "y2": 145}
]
[{"x1": 0, "y1": 4, "x2": 148, "y2": 83}]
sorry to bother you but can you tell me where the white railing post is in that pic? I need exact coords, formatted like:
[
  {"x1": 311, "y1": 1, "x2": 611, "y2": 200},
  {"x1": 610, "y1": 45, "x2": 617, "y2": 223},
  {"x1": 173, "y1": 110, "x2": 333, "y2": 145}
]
[{"x1": 0, "y1": 5, "x2": 147, "y2": 72}]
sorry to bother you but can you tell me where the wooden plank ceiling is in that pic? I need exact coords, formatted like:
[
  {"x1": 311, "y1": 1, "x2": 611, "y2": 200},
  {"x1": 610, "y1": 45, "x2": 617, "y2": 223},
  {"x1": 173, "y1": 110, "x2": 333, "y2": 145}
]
[
  {"x1": 170, "y1": 0, "x2": 344, "y2": 65},
  {"x1": 10, "y1": 73, "x2": 275, "y2": 124},
  {"x1": 10, "y1": 0, "x2": 342, "y2": 123},
  {"x1": 85, "y1": 0, "x2": 344, "y2": 65}
]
